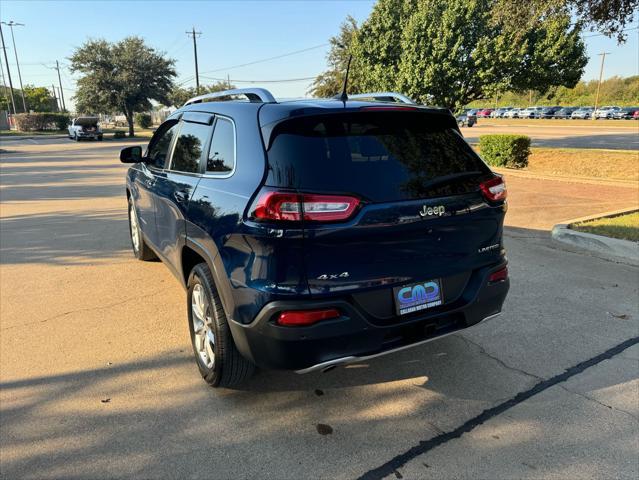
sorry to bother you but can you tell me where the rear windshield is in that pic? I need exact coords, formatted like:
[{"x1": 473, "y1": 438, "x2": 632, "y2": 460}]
[{"x1": 266, "y1": 112, "x2": 491, "y2": 202}]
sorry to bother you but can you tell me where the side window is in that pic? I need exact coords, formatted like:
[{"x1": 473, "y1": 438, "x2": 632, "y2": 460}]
[
  {"x1": 170, "y1": 121, "x2": 212, "y2": 174},
  {"x1": 147, "y1": 121, "x2": 178, "y2": 169},
  {"x1": 206, "y1": 118, "x2": 235, "y2": 174}
]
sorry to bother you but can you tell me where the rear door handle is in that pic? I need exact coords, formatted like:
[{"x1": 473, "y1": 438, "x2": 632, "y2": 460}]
[{"x1": 174, "y1": 190, "x2": 189, "y2": 204}]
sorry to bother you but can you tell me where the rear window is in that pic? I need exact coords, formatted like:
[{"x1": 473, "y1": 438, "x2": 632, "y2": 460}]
[{"x1": 266, "y1": 112, "x2": 491, "y2": 202}]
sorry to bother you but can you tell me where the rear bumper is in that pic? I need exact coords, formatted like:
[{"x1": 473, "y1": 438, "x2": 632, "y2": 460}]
[{"x1": 228, "y1": 264, "x2": 509, "y2": 371}]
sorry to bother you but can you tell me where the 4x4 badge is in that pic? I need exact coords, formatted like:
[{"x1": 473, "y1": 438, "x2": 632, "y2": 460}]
[{"x1": 419, "y1": 205, "x2": 445, "y2": 217}]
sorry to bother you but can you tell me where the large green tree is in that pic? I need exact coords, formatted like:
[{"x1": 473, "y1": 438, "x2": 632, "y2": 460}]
[
  {"x1": 494, "y1": 0, "x2": 638, "y2": 43},
  {"x1": 167, "y1": 81, "x2": 236, "y2": 108},
  {"x1": 314, "y1": 0, "x2": 587, "y2": 111},
  {"x1": 69, "y1": 37, "x2": 176, "y2": 136}
]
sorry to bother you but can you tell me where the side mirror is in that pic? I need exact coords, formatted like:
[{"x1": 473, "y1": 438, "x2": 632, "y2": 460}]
[{"x1": 120, "y1": 146, "x2": 143, "y2": 163}]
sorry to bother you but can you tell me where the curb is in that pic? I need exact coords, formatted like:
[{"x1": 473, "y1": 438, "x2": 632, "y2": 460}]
[
  {"x1": 0, "y1": 134, "x2": 68, "y2": 141},
  {"x1": 551, "y1": 208, "x2": 639, "y2": 264}
]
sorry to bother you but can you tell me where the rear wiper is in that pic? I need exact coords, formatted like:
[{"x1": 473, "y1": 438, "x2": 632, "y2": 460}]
[{"x1": 420, "y1": 171, "x2": 483, "y2": 191}]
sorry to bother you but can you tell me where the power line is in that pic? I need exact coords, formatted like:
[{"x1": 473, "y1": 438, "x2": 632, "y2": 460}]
[
  {"x1": 199, "y1": 43, "x2": 328, "y2": 74},
  {"x1": 199, "y1": 75, "x2": 317, "y2": 84}
]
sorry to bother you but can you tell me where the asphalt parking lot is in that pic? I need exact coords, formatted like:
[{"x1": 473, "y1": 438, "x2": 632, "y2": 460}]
[
  {"x1": 1, "y1": 137, "x2": 638, "y2": 479},
  {"x1": 461, "y1": 121, "x2": 639, "y2": 150}
]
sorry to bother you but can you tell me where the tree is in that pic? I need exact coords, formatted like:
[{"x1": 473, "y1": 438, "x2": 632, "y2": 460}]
[
  {"x1": 493, "y1": 0, "x2": 638, "y2": 43},
  {"x1": 69, "y1": 37, "x2": 176, "y2": 136},
  {"x1": 309, "y1": 16, "x2": 361, "y2": 97},
  {"x1": 1, "y1": 85, "x2": 56, "y2": 112},
  {"x1": 346, "y1": 0, "x2": 586, "y2": 111},
  {"x1": 167, "y1": 81, "x2": 236, "y2": 108},
  {"x1": 24, "y1": 85, "x2": 57, "y2": 112}
]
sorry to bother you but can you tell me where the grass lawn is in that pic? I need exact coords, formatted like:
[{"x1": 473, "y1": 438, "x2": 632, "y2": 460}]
[
  {"x1": 473, "y1": 145, "x2": 639, "y2": 181},
  {"x1": 572, "y1": 212, "x2": 639, "y2": 242},
  {"x1": 0, "y1": 129, "x2": 67, "y2": 136},
  {"x1": 480, "y1": 118, "x2": 639, "y2": 128},
  {"x1": 526, "y1": 147, "x2": 639, "y2": 181}
]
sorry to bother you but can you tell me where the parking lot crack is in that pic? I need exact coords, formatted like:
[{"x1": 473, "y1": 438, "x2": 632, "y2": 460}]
[
  {"x1": 458, "y1": 335, "x2": 543, "y2": 382},
  {"x1": 1, "y1": 289, "x2": 166, "y2": 331},
  {"x1": 558, "y1": 385, "x2": 639, "y2": 421}
]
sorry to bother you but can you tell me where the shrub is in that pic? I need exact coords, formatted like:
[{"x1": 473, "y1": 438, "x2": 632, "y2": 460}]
[
  {"x1": 134, "y1": 112, "x2": 152, "y2": 129},
  {"x1": 13, "y1": 112, "x2": 71, "y2": 132},
  {"x1": 113, "y1": 130, "x2": 126, "y2": 139},
  {"x1": 479, "y1": 134, "x2": 531, "y2": 168}
]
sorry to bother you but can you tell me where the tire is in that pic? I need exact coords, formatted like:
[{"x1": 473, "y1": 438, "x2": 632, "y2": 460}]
[
  {"x1": 187, "y1": 263, "x2": 255, "y2": 388},
  {"x1": 127, "y1": 196, "x2": 157, "y2": 261},
  {"x1": 97, "y1": 135, "x2": 103, "y2": 141}
]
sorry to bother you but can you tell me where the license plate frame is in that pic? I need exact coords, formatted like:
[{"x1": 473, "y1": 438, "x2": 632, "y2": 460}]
[{"x1": 393, "y1": 278, "x2": 443, "y2": 316}]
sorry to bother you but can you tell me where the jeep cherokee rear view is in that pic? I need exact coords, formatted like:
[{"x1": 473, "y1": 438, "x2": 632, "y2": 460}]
[{"x1": 120, "y1": 89, "x2": 509, "y2": 387}]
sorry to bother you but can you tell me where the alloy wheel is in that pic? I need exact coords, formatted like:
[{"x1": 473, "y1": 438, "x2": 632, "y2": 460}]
[{"x1": 191, "y1": 283, "x2": 215, "y2": 369}]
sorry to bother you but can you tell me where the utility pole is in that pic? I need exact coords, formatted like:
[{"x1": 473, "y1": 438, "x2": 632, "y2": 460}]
[
  {"x1": 0, "y1": 56, "x2": 10, "y2": 113},
  {"x1": 2, "y1": 21, "x2": 26, "y2": 112},
  {"x1": 55, "y1": 60, "x2": 66, "y2": 111},
  {"x1": 51, "y1": 84, "x2": 59, "y2": 111},
  {"x1": 0, "y1": 23, "x2": 16, "y2": 115},
  {"x1": 593, "y1": 52, "x2": 610, "y2": 118},
  {"x1": 186, "y1": 27, "x2": 201, "y2": 94}
]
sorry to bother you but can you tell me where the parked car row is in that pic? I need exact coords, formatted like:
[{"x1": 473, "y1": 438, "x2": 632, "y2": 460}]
[{"x1": 465, "y1": 106, "x2": 639, "y2": 120}]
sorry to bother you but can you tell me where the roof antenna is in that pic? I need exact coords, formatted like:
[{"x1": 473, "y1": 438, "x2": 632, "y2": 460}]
[{"x1": 339, "y1": 54, "x2": 353, "y2": 102}]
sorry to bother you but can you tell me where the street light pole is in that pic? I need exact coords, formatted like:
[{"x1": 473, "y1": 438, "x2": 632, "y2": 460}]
[
  {"x1": 593, "y1": 52, "x2": 610, "y2": 118},
  {"x1": 2, "y1": 21, "x2": 26, "y2": 112},
  {"x1": 0, "y1": 23, "x2": 16, "y2": 115}
]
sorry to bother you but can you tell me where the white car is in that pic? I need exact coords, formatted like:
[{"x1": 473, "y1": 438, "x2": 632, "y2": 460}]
[
  {"x1": 519, "y1": 106, "x2": 544, "y2": 119},
  {"x1": 505, "y1": 108, "x2": 521, "y2": 118},
  {"x1": 593, "y1": 106, "x2": 620, "y2": 119},
  {"x1": 68, "y1": 116, "x2": 103, "y2": 141},
  {"x1": 571, "y1": 108, "x2": 594, "y2": 119}
]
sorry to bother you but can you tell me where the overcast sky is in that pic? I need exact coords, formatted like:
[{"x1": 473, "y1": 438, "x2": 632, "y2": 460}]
[{"x1": 1, "y1": 0, "x2": 637, "y2": 109}]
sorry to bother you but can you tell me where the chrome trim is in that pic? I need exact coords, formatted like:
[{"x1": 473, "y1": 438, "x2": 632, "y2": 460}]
[
  {"x1": 295, "y1": 312, "x2": 502, "y2": 374},
  {"x1": 184, "y1": 88, "x2": 276, "y2": 106},
  {"x1": 165, "y1": 115, "x2": 237, "y2": 179},
  {"x1": 349, "y1": 92, "x2": 416, "y2": 105},
  {"x1": 201, "y1": 115, "x2": 237, "y2": 179}
]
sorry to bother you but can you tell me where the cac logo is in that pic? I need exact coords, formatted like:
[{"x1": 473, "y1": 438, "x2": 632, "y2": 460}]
[{"x1": 397, "y1": 281, "x2": 440, "y2": 305}]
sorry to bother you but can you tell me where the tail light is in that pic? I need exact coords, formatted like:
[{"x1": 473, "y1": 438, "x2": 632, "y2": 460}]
[
  {"x1": 488, "y1": 266, "x2": 508, "y2": 283},
  {"x1": 251, "y1": 191, "x2": 360, "y2": 222},
  {"x1": 480, "y1": 176, "x2": 507, "y2": 202},
  {"x1": 277, "y1": 309, "x2": 341, "y2": 327}
]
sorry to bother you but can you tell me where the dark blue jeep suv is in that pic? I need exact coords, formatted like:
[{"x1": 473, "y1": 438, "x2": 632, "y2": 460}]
[{"x1": 120, "y1": 88, "x2": 509, "y2": 387}]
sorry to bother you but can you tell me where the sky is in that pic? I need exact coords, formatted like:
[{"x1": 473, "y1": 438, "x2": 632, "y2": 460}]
[{"x1": 1, "y1": 0, "x2": 637, "y2": 110}]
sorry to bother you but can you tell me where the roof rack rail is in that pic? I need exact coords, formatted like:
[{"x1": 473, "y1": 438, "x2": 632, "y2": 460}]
[
  {"x1": 183, "y1": 88, "x2": 277, "y2": 107},
  {"x1": 348, "y1": 92, "x2": 416, "y2": 105}
]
